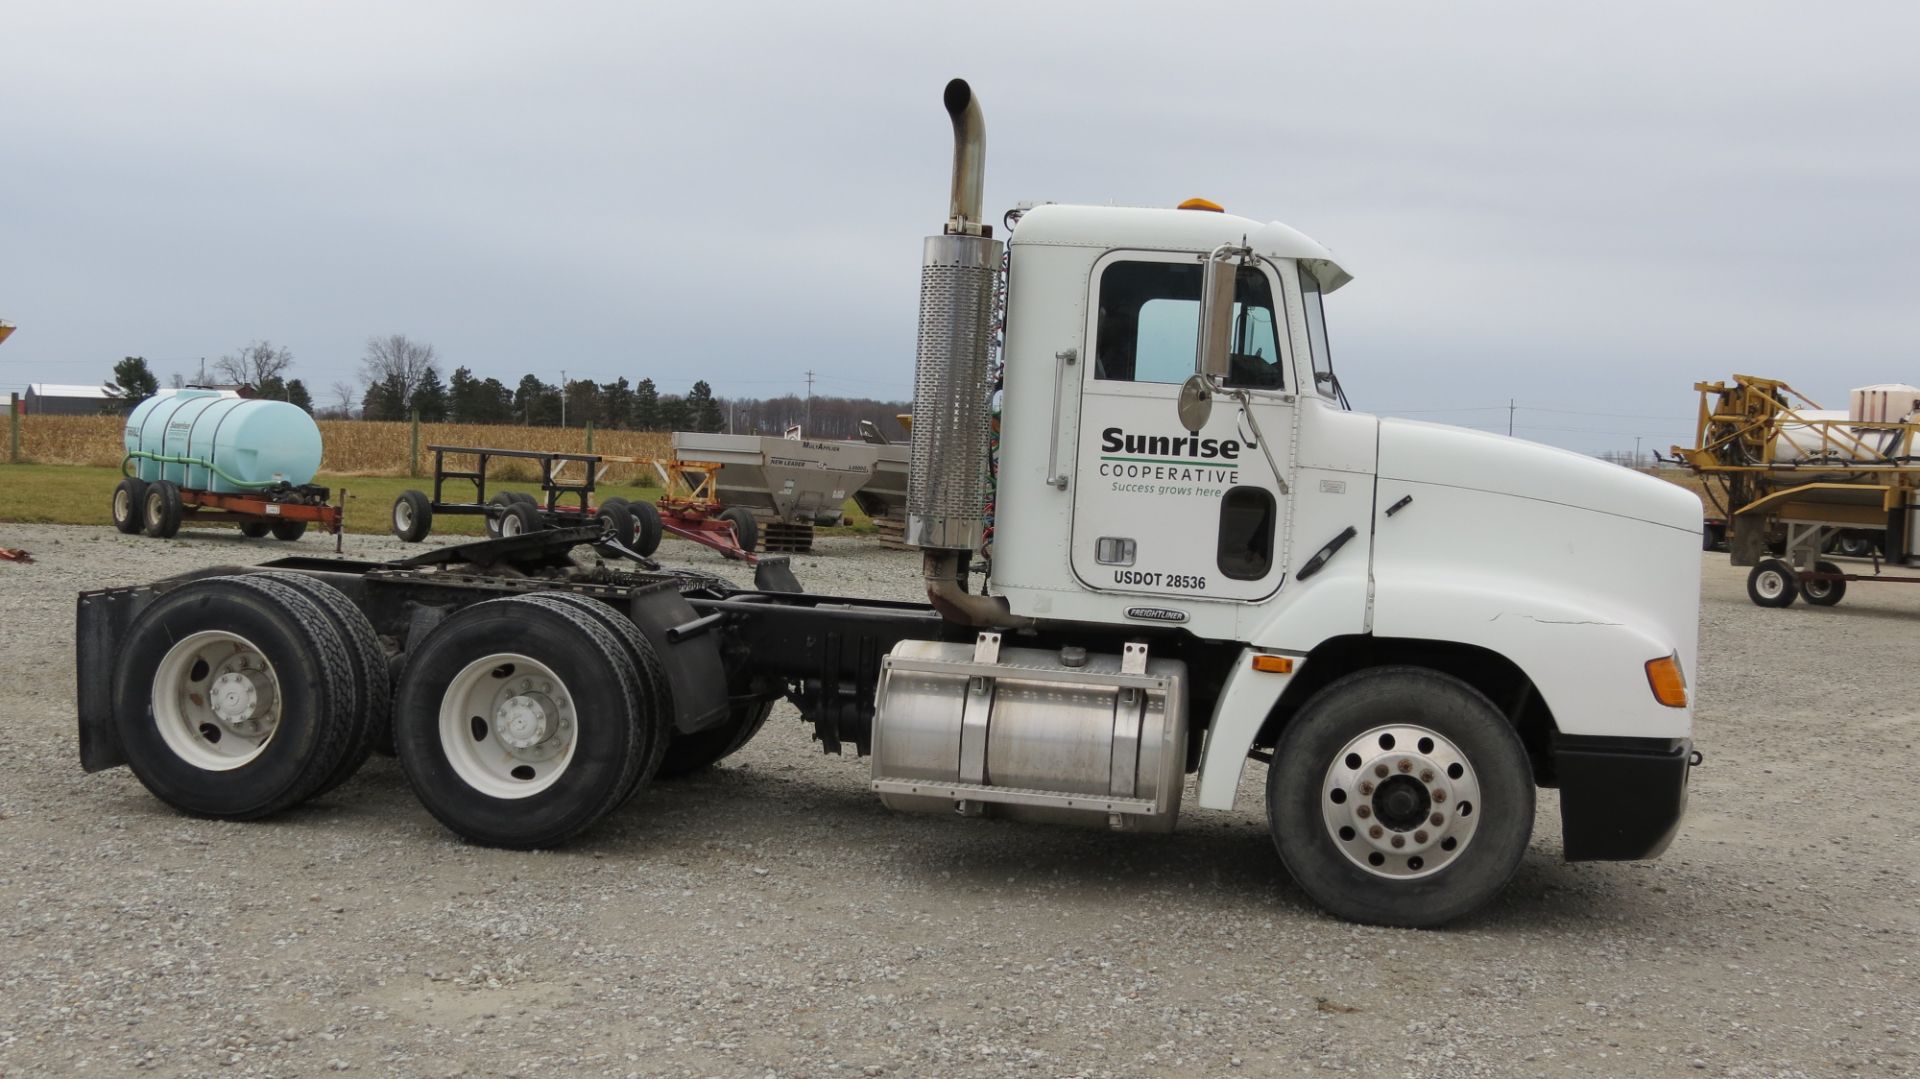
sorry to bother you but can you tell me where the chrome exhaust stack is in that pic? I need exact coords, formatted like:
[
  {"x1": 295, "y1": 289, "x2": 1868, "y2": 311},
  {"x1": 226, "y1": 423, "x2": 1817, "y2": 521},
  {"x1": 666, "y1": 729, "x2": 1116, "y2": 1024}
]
[{"x1": 908, "y1": 79, "x2": 1024, "y2": 627}]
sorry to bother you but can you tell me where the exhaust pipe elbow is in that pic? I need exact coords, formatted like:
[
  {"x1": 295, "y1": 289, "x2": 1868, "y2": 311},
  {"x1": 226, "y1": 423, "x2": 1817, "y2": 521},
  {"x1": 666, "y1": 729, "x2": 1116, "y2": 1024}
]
[
  {"x1": 923, "y1": 550, "x2": 1033, "y2": 630},
  {"x1": 944, "y1": 78, "x2": 986, "y2": 235}
]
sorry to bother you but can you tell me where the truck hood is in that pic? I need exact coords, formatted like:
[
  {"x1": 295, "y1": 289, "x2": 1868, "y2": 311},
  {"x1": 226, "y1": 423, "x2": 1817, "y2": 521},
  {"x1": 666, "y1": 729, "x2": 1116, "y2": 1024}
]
[{"x1": 1377, "y1": 418, "x2": 1700, "y2": 533}]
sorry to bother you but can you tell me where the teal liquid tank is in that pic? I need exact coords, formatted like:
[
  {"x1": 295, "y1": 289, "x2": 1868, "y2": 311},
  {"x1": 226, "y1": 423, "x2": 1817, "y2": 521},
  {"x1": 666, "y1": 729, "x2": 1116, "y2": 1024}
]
[{"x1": 123, "y1": 392, "x2": 324, "y2": 493}]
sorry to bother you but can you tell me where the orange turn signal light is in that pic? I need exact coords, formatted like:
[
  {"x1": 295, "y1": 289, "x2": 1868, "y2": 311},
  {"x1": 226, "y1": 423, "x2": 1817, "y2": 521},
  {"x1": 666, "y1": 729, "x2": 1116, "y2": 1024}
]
[
  {"x1": 1251, "y1": 655, "x2": 1294, "y2": 674},
  {"x1": 1178, "y1": 197, "x2": 1225, "y2": 212},
  {"x1": 1645, "y1": 654, "x2": 1688, "y2": 708}
]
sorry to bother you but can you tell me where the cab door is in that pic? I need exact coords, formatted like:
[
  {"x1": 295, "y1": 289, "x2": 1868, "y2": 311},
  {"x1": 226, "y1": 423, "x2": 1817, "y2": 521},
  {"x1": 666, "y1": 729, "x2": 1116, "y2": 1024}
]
[{"x1": 1068, "y1": 251, "x2": 1296, "y2": 603}]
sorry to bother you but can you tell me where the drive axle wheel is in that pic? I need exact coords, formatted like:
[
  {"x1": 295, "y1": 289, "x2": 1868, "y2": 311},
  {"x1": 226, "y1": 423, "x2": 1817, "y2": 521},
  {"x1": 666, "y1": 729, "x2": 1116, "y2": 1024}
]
[
  {"x1": 112, "y1": 576, "x2": 361, "y2": 819},
  {"x1": 1268, "y1": 666, "x2": 1533, "y2": 928},
  {"x1": 1746, "y1": 558, "x2": 1798, "y2": 608},
  {"x1": 393, "y1": 596, "x2": 646, "y2": 848}
]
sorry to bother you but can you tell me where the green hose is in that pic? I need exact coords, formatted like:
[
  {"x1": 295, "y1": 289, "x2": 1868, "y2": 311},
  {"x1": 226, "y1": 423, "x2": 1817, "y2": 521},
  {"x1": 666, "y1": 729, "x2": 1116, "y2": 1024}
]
[{"x1": 122, "y1": 450, "x2": 281, "y2": 491}]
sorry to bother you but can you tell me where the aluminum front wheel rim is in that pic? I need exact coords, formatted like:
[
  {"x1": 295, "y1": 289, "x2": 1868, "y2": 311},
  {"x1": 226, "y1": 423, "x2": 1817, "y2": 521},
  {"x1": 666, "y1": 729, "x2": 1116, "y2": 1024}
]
[
  {"x1": 438, "y1": 653, "x2": 578, "y2": 799},
  {"x1": 1321, "y1": 724, "x2": 1482, "y2": 880},
  {"x1": 1755, "y1": 568, "x2": 1788, "y2": 600},
  {"x1": 151, "y1": 630, "x2": 283, "y2": 771}
]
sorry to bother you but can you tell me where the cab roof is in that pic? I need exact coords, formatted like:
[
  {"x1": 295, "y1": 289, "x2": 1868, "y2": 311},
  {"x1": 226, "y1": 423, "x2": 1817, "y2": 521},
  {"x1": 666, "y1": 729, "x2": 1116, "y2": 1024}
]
[{"x1": 1008, "y1": 203, "x2": 1352, "y2": 292}]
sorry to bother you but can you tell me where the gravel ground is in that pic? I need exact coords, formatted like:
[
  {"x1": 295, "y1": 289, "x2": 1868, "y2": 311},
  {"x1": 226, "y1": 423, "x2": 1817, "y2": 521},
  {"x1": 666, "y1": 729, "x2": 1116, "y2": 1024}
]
[{"x1": 1, "y1": 521, "x2": 1915, "y2": 1078}]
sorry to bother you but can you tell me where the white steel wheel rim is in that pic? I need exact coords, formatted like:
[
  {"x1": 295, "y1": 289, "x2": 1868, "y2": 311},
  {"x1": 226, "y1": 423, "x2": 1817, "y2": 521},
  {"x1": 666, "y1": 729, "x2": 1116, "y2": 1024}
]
[
  {"x1": 1321, "y1": 724, "x2": 1483, "y2": 880},
  {"x1": 151, "y1": 630, "x2": 283, "y2": 771},
  {"x1": 499, "y1": 512, "x2": 525, "y2": 537},
  {"x1": 1755, "y1": 569, "x2": 1787, "y2": 599},
  {"x1": 438, "y1": 653, "x2": 578, "y2": 799},
  {"x1": 114, "y1": 486, "x2": 134, "y2": 524},
  {"x1": 394, "y1": 500, "x2": 415, "y2": 532}
]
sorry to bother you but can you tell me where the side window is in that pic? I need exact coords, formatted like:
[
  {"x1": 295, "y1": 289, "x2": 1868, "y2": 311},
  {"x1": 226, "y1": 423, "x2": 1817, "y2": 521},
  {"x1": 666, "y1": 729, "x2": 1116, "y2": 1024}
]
[
  {"x1": 1217, "y1": 486, "x2": 1276, "y2": 580},
  {"x1": 1094, "y1": 261, "x2": 1284, "y2": 389},
  {"x1": 1301, "y1": 271, "x2": 1335, "y2": 397}
]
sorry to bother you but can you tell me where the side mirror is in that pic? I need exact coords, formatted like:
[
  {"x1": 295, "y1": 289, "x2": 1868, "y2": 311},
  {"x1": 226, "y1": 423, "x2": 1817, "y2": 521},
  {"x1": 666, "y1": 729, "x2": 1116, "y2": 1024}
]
[
  {"x1": 1194, "y1": 244, "x2": 1248, "y2": 379},
  {"x1": 1176, "y1": 374, "x2": 1213, "y2": 433}
]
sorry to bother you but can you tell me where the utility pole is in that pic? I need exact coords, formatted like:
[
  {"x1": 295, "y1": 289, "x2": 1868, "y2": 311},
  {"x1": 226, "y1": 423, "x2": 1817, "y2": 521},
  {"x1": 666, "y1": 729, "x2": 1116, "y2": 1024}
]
[
  {"x1": 1507, "y1": 398, "x2": 1515, "y2": 437},
  {"x1": 805, "y1": 369, "x2": 815, "y2": 432},
  {"x1": 1634, "y1": 435, "x2": 1643, "y2": 469},
  {"x1": 560, "y1": 369, "x2": 567, "y2": 427}
]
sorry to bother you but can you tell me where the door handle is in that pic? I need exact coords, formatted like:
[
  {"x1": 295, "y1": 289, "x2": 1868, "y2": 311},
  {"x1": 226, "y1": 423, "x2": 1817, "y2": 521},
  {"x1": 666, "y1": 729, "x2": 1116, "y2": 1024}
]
[{"x1": 1045, "y1": 348, "x2": 1077, "y2": 489}]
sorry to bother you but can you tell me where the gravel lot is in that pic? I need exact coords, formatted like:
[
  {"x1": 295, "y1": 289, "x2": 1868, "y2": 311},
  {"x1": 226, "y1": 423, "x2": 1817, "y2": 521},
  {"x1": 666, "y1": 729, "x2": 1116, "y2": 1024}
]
[{"x1": 1, "y1": 521, "x2": 1915, "y2": 1078}]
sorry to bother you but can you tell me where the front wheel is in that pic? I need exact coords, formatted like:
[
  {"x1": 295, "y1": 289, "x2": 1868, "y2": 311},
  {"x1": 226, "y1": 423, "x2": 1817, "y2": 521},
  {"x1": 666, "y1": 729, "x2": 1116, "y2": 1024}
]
[
  {"x1": 112, "y1": 477, "x2": 148, "y2": 534},
  {"x1": 499, "y1": 501, "x2": 544, "y2": 537},
  {"x1": 392, "y1": 490, "x2": 433, "y2": 542},
  {"x1": 1267, "y1": 666, "x2": 1534, "y2": 928},
  {"x1": 1747, "y1": 558, "x2": 1799, "y2": 608},
  {"x1": 719, "y1": 507, "x2": 758, "y2": 552},
  {"x1": 142, "y1": 480, "x2": 183, "y2": 538},
  {"x1": 270, "y1": 519, "x2": 307, "y2": 541}
]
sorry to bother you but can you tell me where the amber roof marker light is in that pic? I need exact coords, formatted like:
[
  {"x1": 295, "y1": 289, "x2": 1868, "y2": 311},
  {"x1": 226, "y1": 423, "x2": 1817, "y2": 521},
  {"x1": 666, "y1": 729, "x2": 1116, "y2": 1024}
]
[{"x1": 1178, "y1": 197, "x2": 1225, "y2": 212}]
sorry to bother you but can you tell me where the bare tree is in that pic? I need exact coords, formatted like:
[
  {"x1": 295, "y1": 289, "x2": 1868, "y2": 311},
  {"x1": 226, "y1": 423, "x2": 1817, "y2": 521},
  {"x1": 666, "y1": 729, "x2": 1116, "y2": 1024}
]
[
  {"x1": 361, "y1": 334, "x2": 438, "y2": 408},
  {"x1": 329, "y1": 380, "x2": 361, "y2": 418},
  {"x1": 214, "y1": 339, "x2": 295, "y2": 388}
]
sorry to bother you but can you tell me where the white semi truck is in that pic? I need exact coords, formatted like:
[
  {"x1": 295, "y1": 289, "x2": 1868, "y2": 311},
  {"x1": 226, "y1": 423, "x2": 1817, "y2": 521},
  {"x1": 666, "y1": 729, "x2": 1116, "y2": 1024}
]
[{"x1": 75, "y1": 80, "x2": 1702, "y2": 927}]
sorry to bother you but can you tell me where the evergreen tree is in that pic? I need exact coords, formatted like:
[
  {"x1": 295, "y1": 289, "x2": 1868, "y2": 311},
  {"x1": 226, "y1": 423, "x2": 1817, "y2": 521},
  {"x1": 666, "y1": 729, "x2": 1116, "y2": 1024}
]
[
  {"x1": 688, "y1": 380, "x2": 725, "y2": 433},
  {"x1": 599, "y1": 378, "x2": 634, "y2": 430},
  {"x1": 631, "y1": 378, "x2": 660, "y2": 430},
  {"x1": 657, "y1": 395, "x2": 691, "y2": 432},
  {"x1": 448, "y1": 366, "x2": 480, "y2": 422},
  {"x1": 106, "y1": 356, "x2": 160, "y2": 409},
  {"x1": 413, "y1": 365, "x2": 450, "y2": 422},
  {"x1": 514, "y1": 374, "x2": 561, "y2": 425},
  {"x1": 362, "y1": 373, "x2": 407, "y2": 421},
  {"x1": 285, "y1": 379, "x2": 313, "y2": 413},
  {"x1": 477, "y1": 377, "x2": 514, "y2": 423},
  {"x1": 562, "y1": 378, "x2": 600, "y2": 428}
]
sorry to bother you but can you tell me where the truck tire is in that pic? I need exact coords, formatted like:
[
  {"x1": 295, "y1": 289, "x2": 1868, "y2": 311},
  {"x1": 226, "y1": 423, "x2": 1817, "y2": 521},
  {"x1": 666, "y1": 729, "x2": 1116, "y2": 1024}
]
[
  {"x1": 720, "y1": 507, "x2": 758, "y2": 553},
  {"x1": 270, "y1": 519, "x2": 308, "y2": 542},
  {"x1": 594, "y1": 499, "x2": 637, "y2": 552},
  {"x1": 112, "y1": 477, "x2": 148, "y2": 534},
  {"x1": 111, "y1": 575, "x2": 361, "y2": 819},
  {"x1": 1266, "y1": 666, "x2": 1534, "y2": 928},
  {"x1": 656, "y1": 700, "x2": 775, "y2": 779},
  {"x1": 239, "y1": 521, "x2": 272, "y2": 538},
  {"x1": 251, "y1": 571, "x2": 389, "y2": 783},
  {"x1": 392, "y1": 595, "x2": 647, "y2": 848},
  {"x1": 509, "y1": 592, "x2": 673, "y2": 800},
  {"x1": 499, "y1": 501, "x2": 543, "y2": 538},
  {"x1": 1747, "y1": 559, "x2": 1798, "y2": 608},
  {"x1": 631, "y1": 501, "x2": 663, "y2": 556},
  {"x1": 392, "y1": 490, "x2": 433, "y2": 542},
  {"x1": 142, "y1": 480, "x2": 183, "y2": 539},
  {"x1": 1802, "y1": 560, "x2": 1846, "y2": 607}
]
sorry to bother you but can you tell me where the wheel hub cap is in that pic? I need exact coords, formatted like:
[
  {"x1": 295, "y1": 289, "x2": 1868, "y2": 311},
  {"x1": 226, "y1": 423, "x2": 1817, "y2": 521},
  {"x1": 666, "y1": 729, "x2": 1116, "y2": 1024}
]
[
  {"x1": 496, "y1": 693, "x2": 555, "y2": 749},
  {"x1": 1322, "y1": 724, "x2": 1484, "y2": 880},
  {"x1": 208, "y1": 669, "x2": 275, "y2": 726}
]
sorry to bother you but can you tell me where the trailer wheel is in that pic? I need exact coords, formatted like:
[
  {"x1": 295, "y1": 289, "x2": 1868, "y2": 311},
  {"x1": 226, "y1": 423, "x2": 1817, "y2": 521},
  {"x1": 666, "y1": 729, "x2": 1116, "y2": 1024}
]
[
  {"x1": 509, "y1": 592, "x2": 673, "y2": 799},
  {"x1": 270, "y1": 519, "x2": 308, "y2": 542},
  {"x1": 1267, "y1": 666, "x2": 1533, "y2": 928},
  {"x1": 392, "y1": 490, "x2": 433, "y2": 542},
  {"x1": 505, "y1": 491, "x2": 537, "y2": 507},
  {"x1": 239, "y1": 521, "x2": 272, "y2": 538},
  {"x1": 1747, "y1": 559, "x2": 1799, "y2": 607},
  {"x1": 112, "y1": 575, "x2": 361, "y2": 819},
  {"x1": 720, "y1": 507, "x2": 758, "y2": 552},
  {"x1": 657, "y1": 700, "x2": 775, "y2": 779},
  {"x1": 593, "y1": 499, "x2": 638, "y2": 552},
  {"x1": 141, "y1": 481, "x2": 183, "y2": 538},
  {"x1": 392, "y1": 596, "x2": 647, "y2": 848},
  {"x1": 499, "y1": 501, "x2": 544, "y2": 537},
  {"x1": 112, "y1": 477, "x2": 148, "y2": 534},
  {"x1": 1803, "y1": 560, "x2": 1847, "y2": 607},
  {"x1": 1833, "y1": 532, "x2": 1875, "y2": 558},
  {"x1": 631, "y1": 501, "x2": 663, "y2": 556},
  {"x1": 251, "y1": 571, "x2": 390, "y2": 786}
]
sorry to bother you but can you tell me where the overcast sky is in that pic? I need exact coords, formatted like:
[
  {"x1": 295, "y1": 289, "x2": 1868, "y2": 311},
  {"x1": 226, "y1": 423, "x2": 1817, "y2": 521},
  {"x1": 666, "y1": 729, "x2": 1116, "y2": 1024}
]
[{"x1": 4, "y1": 1, "x2": 1916, "y2": 455}]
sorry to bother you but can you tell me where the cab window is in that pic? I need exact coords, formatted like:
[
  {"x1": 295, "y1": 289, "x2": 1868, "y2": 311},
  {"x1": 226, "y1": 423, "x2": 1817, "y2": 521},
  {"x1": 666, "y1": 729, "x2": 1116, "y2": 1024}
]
[{"x1": 1094, "y1": 260, "x2": 1284, "y2": 389}]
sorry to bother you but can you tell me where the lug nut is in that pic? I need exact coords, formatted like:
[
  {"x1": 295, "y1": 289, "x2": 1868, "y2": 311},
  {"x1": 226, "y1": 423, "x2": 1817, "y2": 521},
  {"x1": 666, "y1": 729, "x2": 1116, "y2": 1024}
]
[
  {"x1": 1420, "y1": 769, "x2": 1434, "y2": 782},
  {"x1": 1375, "y1": 764, "x2": 1389, "y2": 778},
  {"x1": 1356, "y1": 805, "x2": 1371, "y2": 819},
  {"x1": 1359, "y1": 781, "x2": 1375, "y2": 795},
  {"x1": 1414, "y1": 830, "x2": 1429, "y2": 844},
  {"x1": 1391, "y1": 835, "x2": 1405, "y2": 848},
  {"x1": 1368, "y1": 825, "x2": 1383, "y2": 839},
  {"x1": 1397, "y1": 759, "x2": 1413, "y2": 773},
  {"x1": 1432, "y1": 789, "x2": 1447, "y2": 803},
  {"x1": 1430, "y1": 812, "x2": 1444, "y2": 826}
]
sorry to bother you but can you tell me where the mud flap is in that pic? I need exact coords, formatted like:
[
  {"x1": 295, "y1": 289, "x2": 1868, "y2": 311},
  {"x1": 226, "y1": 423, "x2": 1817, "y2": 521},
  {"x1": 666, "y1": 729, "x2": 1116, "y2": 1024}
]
[{"x1": 754, "y1": 556, "x2": 802, "y2": 593}]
